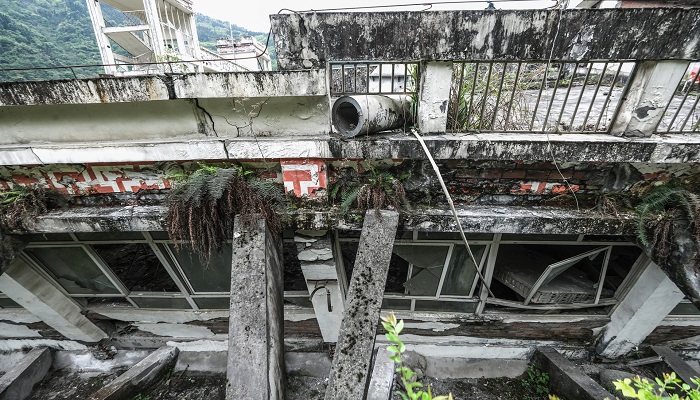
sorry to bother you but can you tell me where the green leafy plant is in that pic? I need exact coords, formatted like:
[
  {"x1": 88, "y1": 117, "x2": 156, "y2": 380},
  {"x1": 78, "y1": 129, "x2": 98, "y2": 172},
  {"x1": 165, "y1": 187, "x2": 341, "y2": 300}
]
[
  {"x1": 635, "y1": 185, "x2": 700, "y2": 262},
  {"x1": 382, "y1": 313, "x2": 453, "y2": 400},
  {"x1": 0, "y1": 185, "x2": 48, "y2": 231},
  {"x1": 331, "y1": 167, "x2": 409, "y2": 216},
  {"x1": 608, "y1": 372, "x2": 700, "y2": 400},
  {"x1": 166, "y1": 164, "x2": 286, "y2": 265},
  {"x1": 521, "y1": 365, "x2": 551, "y2": 399}
]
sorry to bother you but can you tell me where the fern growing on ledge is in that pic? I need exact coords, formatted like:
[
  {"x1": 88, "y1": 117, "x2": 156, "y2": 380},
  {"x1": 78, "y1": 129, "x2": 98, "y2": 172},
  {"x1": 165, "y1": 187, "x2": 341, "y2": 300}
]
[
  {"x1": 332, "y1": 167, "x2": 409, "y2": 216},
  {"x1": 636, "y1": 185, "x2": 700, "y2": 262},
  {"x1": 166, "y1": 164, "x2": 286, "y2": 265}
]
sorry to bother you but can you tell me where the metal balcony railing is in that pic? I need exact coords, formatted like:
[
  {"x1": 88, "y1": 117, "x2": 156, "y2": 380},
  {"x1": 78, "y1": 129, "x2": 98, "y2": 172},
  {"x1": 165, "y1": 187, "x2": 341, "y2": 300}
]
[{"x1": 447, "y1": 60, "x2": 636, "y2": 134}]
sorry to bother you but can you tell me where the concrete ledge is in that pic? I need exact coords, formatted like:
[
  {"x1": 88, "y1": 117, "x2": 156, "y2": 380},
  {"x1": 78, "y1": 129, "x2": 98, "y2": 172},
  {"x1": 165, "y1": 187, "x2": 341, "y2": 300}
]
[
  {"x1": 22, "y1": 205, "x2": 634, "y2": 236},
  {"x1": 2, "y1": 133, "x2": 700, "y2": 166},
  {"x1": 0, "y1": 347, "x2": 52, "y2": 400},
  {"x1": 650, "y1": 346, "x2": 700, "y2": 385},
  {"x1": 0, "y1": 71, "x2": 326, "y2": 107},
  {"x1": 89, "y1": 346, "x2": 179, "y2": 400},
  {"x1": 532, "y1": 347, "x2": 612, "y2": 400}
]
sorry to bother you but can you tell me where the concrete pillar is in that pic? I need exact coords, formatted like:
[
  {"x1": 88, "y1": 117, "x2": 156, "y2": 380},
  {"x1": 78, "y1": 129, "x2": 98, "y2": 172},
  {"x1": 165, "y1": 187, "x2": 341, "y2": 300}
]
[
  {"x1": 611, "y1": 61, "x2": 689, "y2": 137},
  {"x1": 296, "y1": 230, "x2": 345, "y2": 342},
  {"x1": 418, "y1": 61, "x2": 454, "y2": 133},
  {"x1": 0, "y1": 258, "x2": 107, "y2": 342},
  {"x1": 226, "y1": 217, "x2": 284, "y2": 400},
  {"x1": 325, "y1": 211, "x2": 399, "y2": 400},
  {"x1": 596, "y1": 257, "x2": 684, "y2": 359}
]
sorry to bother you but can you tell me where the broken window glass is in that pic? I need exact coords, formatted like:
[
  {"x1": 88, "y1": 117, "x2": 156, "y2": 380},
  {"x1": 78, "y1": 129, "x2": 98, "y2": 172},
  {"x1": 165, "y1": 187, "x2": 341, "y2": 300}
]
[
  {"x1": 394, "y1": 245, "x2": 450, "y2": 296},
  {"x1": 25, "y1": 246, "x2": 121, "y2": 295},
  {"x1": 440, "y1": 245, "x2": 486, "y2": 297},
  {"x1": 93, "y1": 243, "x2": 179, "y2": 292}
]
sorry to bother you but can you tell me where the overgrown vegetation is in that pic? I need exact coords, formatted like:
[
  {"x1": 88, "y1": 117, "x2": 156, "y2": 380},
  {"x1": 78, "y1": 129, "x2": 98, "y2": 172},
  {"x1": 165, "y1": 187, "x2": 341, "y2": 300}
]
[
  {"x1": 521, "y1": 365, "x2": 552, "y2": 400},
  {"x1": 636, "y1": 185, "x2": 700, "y2": 263},
  {"x1": 609, "y1": 372, "x2": 700, "y2": 400},
  {"x1": 331, "y1": 167, "x2": 409, "y2": 216},
  {"x1": 0, "y1": 186, "x2": 49, "y2": 231},
  {"x1": 382, "y1": 313, "x2": 453, "y2": 400},
  {"x1": 166, "y1": 164, "x2": 286, "y2": 265},
  {"x1": 447, "y1": 63, "x2": 534, "y2": 131}
]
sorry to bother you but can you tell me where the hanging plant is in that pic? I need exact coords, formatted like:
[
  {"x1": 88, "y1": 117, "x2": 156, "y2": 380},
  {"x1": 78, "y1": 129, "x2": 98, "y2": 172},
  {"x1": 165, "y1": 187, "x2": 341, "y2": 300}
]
[
  {"x1": 0, "y1": 185, "x2": 49, "y2": 232},
  {"x1": 636, "y1": 185, "x2": 700, "y2": 263},
  {"x1": 166, "y1": 164, "x2": 287, "y2": 265}
]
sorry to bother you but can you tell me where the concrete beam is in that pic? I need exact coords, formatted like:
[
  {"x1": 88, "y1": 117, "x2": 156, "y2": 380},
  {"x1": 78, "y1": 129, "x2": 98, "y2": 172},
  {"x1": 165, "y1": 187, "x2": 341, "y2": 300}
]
[
  {"x1": 227, "y1": 217, "x2": 285, "y2": 400},
  {"x1": 325, "y1": 210, "x2": 399, "y2": 400},
  {"x1": 611, "y1": 61, "x2": 690, "y2": 137},
  {"x1": 418, "y1": 61, "x2": 453, "y2": 134},
  {"x1": 296, "y1": 231, "x2": 345, "y2": 342},
  {"x1": 0, "y1": 258, "x2": 108, "y2": 342},
  {"x1": 272, "y1": 9, "x2": 700, "y2": 69},
  {"x1": 89, "y1": 346, "x2": 179, "y2": 400},
  {"x1": 533, "y1": 347, "x2": 612, "y2": 400},
  {"x1": 596, "y1": 258, "x2": 684, "y2": 359},
  {"x1": 0, "y1": 347, "x2": 52, "y2": 400}
]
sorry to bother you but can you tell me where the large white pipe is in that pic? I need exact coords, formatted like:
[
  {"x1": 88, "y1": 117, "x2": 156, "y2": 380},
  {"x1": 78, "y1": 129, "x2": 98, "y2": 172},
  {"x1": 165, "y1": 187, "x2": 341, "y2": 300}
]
[{"x1": 331, "y1": 95, "x2": 411, "y2": 137}]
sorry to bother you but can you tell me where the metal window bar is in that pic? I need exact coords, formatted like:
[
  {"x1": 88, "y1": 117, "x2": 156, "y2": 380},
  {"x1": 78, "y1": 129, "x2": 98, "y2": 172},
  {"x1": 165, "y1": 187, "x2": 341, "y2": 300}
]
[
  {"x1": 330, "y1": 61, "x2": 419, "y2": 95},
  {"x1": 656, "y1": 63, "x2": 700, "y2": 133},
  {"x1": 448, "y1": 60, "x2": 636, "y2": 133}
]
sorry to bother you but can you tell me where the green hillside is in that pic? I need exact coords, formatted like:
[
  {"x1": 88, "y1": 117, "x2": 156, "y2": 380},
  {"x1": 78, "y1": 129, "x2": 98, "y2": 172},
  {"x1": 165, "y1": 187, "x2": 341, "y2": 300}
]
[{"x1": 0, "y1": 0, "x2": 274, "y2": 82}]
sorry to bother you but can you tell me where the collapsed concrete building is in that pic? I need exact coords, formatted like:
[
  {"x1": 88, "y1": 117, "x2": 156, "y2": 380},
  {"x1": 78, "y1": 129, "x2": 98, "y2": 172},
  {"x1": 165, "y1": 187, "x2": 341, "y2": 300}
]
[{"x1": 0, "y1": 6, "x2": 699, "y2": 400}]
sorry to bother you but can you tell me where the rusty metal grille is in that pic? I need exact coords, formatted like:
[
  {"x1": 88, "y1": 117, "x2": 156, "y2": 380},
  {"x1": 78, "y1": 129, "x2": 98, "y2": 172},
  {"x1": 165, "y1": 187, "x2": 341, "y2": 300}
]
[
  {"x1": 330, "y1": 62, "x2": 419, "y2": 95},
  {"x1": 447, "y1": 61, "x2": 636, "y2": 133},
  {"x1": 656, "y1": 63, "x2": 700, "y2": 134}
]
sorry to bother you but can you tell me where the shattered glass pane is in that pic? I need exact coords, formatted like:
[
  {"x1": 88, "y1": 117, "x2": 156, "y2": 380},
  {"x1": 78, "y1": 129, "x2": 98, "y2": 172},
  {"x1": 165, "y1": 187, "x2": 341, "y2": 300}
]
[{"x1": 26, "y1": 247, "x2": 121, "y2": 295}]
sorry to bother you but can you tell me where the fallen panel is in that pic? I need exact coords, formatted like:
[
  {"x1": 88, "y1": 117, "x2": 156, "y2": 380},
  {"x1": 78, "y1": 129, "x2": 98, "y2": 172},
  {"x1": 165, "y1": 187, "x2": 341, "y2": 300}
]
[
  {"x1": 0, "y1": 347, "x2": 52, "y2": 400},
  {"x1": 532, "y1": 346, "x2": 612, "y2": 400}
]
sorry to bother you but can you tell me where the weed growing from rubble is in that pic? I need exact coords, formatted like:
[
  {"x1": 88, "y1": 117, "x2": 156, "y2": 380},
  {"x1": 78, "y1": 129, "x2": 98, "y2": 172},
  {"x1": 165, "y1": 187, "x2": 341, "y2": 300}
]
[
  {"x1": 166, "y1": 164, "x2": 286, "y2": 265},
  {"x1": 382, "y1": 313, "x2": 453, "y2": 400}
]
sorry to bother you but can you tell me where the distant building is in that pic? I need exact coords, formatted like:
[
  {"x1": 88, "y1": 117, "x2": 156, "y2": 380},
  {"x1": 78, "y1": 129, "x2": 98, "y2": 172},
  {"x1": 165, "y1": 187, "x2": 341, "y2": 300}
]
[{"x1": 86, "y1": 0, "x2": 259, "y2": 75}]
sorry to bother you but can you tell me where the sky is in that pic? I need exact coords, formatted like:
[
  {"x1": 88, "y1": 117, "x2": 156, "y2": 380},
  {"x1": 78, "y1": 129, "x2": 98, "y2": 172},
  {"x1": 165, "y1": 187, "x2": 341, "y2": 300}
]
[{"x1": 194, "y1": 0, "x2": 560, "y2": 34}]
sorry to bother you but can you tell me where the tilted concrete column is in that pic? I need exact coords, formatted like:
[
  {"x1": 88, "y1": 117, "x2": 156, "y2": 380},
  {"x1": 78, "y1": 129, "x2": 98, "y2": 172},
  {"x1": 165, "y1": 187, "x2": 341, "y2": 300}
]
[
  {"x1": 611, "y1": 61, "x2": 689, "y2": 137},
  {"x1": 418, "y1": 61, "x2": 454, "y2": 133},
  {"x1": 0, "y1": 257, "x2": 107, "y2": 342},
  {"x1": 226, "y1": 217, "x2": 284, "y2": 400},
  {"x1": 596, "y1": 257, "x2": 684, "y2": 359},
  {"x1": 296, "y1": 230, "x2": 345, "y2": 342},
  {"x1": 325, "y1": 211, "x2": 399, "y2": 400}
]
